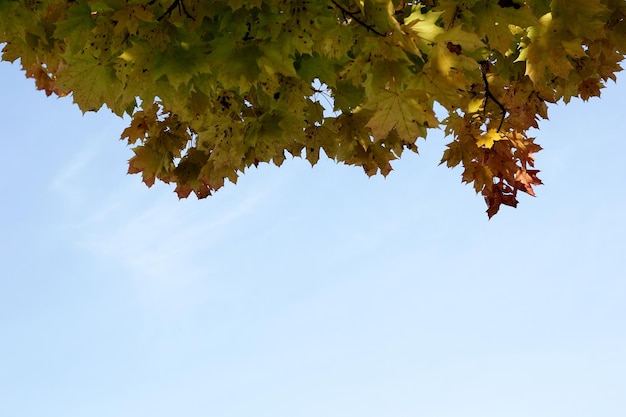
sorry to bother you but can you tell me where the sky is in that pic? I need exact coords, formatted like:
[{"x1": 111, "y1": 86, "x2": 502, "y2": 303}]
[{"x1": 1, "y1": 56, "x2": 625, "y2": 417}]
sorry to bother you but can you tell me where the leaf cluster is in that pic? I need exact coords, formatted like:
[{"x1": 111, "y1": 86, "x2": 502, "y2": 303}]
[{"x1": 1, "y1": 0, "x2": 625, "y2": 216}]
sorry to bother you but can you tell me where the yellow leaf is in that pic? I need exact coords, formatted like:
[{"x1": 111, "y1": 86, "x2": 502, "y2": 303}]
[
  {"x1": 467, "y1": 97, "x2": 484, "y2": 113},
  {"x1": 476, "y1": 129, "x2": 504, "y2": 149}
]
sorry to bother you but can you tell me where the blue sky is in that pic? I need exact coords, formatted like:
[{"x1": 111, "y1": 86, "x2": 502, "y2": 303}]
[{"x1": 1, "y1": 58, "x2": 625, "y2": 417}]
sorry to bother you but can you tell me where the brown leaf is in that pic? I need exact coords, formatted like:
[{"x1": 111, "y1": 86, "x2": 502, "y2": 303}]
[{"x1": 515, "y1": 169, "x2": 542, "y2": 195}]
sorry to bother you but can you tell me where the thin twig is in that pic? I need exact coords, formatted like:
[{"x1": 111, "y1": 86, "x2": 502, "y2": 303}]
[
  {"x1": 330, "y1": 0, "x2": 387, "y2": 37},
  {"x1": 157, "y1": 0, "x2": 195, "y2": 21},
  {"x1": 480, "y1": 63, "x2": 507, "y2": 132}
]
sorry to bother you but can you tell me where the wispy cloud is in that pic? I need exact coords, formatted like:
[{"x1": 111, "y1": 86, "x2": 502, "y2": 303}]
[
  {"x1": 78, "y1": 183, "x2": 268, "y2": 323},
  {"x1": 48, "y1": 144, "x2": 96, "y2": 206}
]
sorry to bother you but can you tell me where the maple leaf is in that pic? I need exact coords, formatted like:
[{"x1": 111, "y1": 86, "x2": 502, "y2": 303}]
[
  {"x1": 54, "y1": 54, "x2": 123, "y2": 113},
  {"x1": 365, "y1": 89, "x2": 437, "y2": 142},
  {"x1": 578, "y1": 78, "x2": 603, "y2": 101},
  {"x1": 111, "y1": 4, "x2": 154, "y2": 36},
  {"x1": 471, "y1": 1, "x2": 538, "y2": 53},
  {"x1": 128, "y1": 146, "x2": 173, "y2": 188},
  {"x1": 172, "y1": 148, "x2": 212, "y2": 199},
  {"x1": 476, "y1": 129, "x2": 505, "y2": 149},
  {"x1": 25, "y1": 63, "x2": 64, "y2": 97},
  {"x1": 515, "y1": 169, "x2": 543, "y2": 196}
]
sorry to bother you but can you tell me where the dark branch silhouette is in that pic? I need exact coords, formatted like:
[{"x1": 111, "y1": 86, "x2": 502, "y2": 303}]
[
  {"x1": 330, "y1": 0, "x2": 387, "y2": 37},
  {"x1": 480, "y1": 62, "x2": 507, "y2": 132}
]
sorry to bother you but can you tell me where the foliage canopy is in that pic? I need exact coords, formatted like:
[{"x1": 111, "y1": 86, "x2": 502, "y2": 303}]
[{"x1": 2, "y1": 0, "x2": 625, "y2": 216}]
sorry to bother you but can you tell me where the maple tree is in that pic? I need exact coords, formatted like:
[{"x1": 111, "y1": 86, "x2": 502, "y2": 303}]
[{"x1": 1, "y1": 1, "x2": 625, "y2": 216}]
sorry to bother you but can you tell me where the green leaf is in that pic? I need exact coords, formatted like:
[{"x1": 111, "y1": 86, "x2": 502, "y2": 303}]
[
  {"x1": 366, "y1": 89, "x2": 437, "y2": 142},
  {"x1": 55, "y1": 55, "x2": 122, "y2": 113}
]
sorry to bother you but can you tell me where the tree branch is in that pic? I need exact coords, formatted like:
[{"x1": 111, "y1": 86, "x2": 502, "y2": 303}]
[
  {"x1": 330, "y1": 0, "x2": 387, "y2": 37},
  {"x1": 480, "y1": 62, "x2": 507, "y2": 132},
  {"x1": 157, "y1": 0, "x2": 194, "y2": 21}
]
